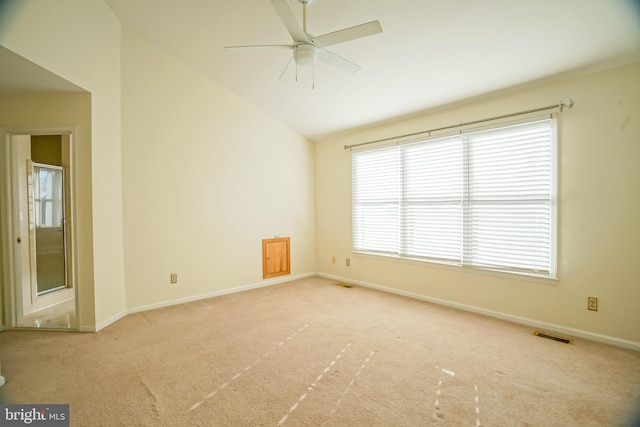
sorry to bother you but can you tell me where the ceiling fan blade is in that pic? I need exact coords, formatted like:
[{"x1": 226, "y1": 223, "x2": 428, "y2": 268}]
[
  {"x1": 317, "y1": 48, "x2": 361, "y2": 74},
  {"x1": 224, "y1": 44, "x2": 293, "y2": 51},
  {"x1": 271, "y1": 0, "x2": 308, "y2": 42},
  {"x1": 312, "y1": 20, "x2": 382, "y2": 48}
]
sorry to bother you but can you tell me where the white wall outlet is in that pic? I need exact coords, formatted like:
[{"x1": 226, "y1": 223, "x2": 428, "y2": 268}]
[
  {"x1": 346, "y1": 257, "x2": 351, "y2": 267},
  {"x1": 170, "y1": 273, "x2": 178, "y2": 284}
]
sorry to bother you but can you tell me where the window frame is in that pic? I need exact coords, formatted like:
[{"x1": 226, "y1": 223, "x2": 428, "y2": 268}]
[{"x1": 351, "y1": 116, "x2": 558, "y2": 279}]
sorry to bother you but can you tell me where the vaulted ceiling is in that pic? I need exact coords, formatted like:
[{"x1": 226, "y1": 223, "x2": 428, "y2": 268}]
[
  {"x1": 3, "y1": 1, "x2": 639, "y2": 141},
  {"x1": 104, "y1": 0, "x2": 640, "y2": 140}
]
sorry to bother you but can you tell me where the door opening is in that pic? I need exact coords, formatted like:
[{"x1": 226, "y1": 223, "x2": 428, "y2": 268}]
[{"x1": 1, "y1": 130, "x2": 77, "y2": 330}]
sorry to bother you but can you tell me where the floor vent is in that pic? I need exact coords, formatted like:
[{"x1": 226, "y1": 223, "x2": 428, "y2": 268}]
[
  {"x1": 335, "y1": 283, "x2": 353, "y2": 288},
  {"x1": 534, "y1": 331, "x2": 574, "y2": 345}
]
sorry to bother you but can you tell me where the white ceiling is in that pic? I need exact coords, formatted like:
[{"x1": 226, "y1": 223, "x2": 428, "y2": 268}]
[
  {"x1": 3, "y1": 1, "x2": 639, "y2": 141},
  {"x1": 103, "y1": 0, "x2": 639, "y2": 140}
]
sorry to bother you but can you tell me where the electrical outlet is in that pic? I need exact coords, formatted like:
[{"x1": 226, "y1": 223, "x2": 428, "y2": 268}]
[
  {"x1": 346, "y1": 257, "x2": 351, "y2": 267},
  {"x1": 587, "y1": 297, "x2": 598, "y2": 311},
  {"x1": 170, "y1": 273, "x2": 178, "y2": 284},
  {"x1": 332, "y1": 256, "x2": 336, "y2": 264}
]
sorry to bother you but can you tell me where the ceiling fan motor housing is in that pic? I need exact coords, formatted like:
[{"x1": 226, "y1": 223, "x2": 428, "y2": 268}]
[{"x1": 294, "y1": 43, "x2": 317, "y2": 66}]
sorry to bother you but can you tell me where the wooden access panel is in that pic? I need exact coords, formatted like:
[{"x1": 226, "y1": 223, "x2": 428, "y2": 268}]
[{"x1": 262, "y1": 237, "x2": 290, "y2": 279}]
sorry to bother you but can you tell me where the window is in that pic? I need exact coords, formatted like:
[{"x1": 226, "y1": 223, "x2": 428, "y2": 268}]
[
  {"x1": 352, "y1": 118, "x2": 557, "y2": 278},
  {"x1": 33, "y1": 165, "x2": 64, "y2": 228}
]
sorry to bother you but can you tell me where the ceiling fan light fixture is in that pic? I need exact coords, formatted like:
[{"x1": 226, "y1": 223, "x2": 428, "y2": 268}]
[{"x1": 294, "y1": 43, "x2": 317, "y2": 66}]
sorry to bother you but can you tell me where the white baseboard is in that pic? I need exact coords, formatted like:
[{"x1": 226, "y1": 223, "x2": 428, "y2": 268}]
[
  {"x1": 93, "y1": 273, "x2": 315, "y2": 332},
  {"x1": 91, "y1": 309, "x2": 129, "y2": 332},
  {"x1": 317, "y1": 273, "x2": 640, "y2": 352},
  {"x1": 19, "y1": 271, "x2": 638, "y2": 352}
]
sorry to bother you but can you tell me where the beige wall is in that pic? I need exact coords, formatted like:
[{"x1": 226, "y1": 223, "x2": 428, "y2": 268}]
[
  {"x1": 0, "y1": 0, "x2": 126, "y2": 330},
  {"x1": 1, "y1": 1, "x2": 315, "y2": 330},
  {"x1": 120, "y1": 28, "x2": 316, "y2": 309},
  {"x1": 315, "y1": 62, "x2": 640, "y2": 346}
]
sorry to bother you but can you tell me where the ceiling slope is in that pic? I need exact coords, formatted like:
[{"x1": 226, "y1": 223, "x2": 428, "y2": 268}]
[{"x1": 103, "y1": 0, "x2": 640, "y2": 140}]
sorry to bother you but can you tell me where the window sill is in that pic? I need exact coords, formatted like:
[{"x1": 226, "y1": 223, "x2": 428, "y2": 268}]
[{"x1": 352, "y1": 251, "x2": 559, "y2": 286}]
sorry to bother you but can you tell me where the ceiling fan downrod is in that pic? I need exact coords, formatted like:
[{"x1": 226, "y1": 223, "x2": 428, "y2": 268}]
[{"x1": 298, "y1": 0, "x2": 313, "y2": 34}]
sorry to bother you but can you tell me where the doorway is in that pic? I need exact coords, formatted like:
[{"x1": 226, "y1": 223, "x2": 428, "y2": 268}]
[{"x1": 1, "y1": 130, "x2": 77, "y2": 330}]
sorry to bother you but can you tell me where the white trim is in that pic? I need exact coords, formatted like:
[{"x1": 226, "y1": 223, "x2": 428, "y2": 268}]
[
  {"x1": 0, "y1": 128, "x2": 11, "y2": 330},
  {"x1": 92, "y1": 273, "x2": 315, "y2": 332},
  {"x1": 0, "y1": 128, "x2": 19, "y2": 330},
  {"x1": 90, "y1": 310, "x2": 128, "y2": 332},
  {"x1": 317, "y1": 273, "x2": 640, "y2": 352}
]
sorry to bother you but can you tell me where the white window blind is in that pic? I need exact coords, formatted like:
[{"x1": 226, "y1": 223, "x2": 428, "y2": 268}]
[
  {"x1": 403, "y1": 135, "x2": 463, "y2": 262},
  {"x1": 352, "y1": 118, "x2": 557, "y2": 278},
  {"x1": 352, "y1": 146, "x2": 400, "y2": 254}
]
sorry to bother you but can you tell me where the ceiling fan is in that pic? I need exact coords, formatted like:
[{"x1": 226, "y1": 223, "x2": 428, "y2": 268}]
[{"x1": 225, "y1": 0, "x2": 382, "y2": 80}]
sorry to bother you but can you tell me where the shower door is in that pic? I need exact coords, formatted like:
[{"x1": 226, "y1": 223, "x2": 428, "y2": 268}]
[{"x1": 32, "y1": 163, "x2": 67, "y2": 295}]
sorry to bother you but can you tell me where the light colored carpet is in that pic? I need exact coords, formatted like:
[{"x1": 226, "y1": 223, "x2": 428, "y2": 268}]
[{"x1": 1, "y1": 276, "x2": 639, "y2": 426}]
